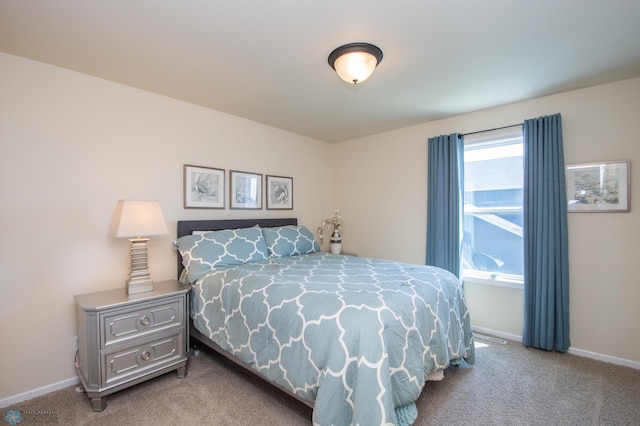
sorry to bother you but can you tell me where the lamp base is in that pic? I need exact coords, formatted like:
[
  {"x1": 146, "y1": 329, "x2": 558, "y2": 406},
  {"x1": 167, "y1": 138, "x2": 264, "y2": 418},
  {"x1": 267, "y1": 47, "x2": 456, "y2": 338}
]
[
  {"x1": 127, "y1": 238, "x2": 154, "y2": 295},
  {"x1": 127, "y1": 278, "x2": 154, "y2": 295}
]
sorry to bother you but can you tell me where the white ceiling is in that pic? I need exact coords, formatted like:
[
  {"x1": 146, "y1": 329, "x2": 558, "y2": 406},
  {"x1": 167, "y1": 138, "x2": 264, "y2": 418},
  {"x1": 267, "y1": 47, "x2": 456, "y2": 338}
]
[{"x1": 2, "y1": 1, "x2": 640, "y2": 143}]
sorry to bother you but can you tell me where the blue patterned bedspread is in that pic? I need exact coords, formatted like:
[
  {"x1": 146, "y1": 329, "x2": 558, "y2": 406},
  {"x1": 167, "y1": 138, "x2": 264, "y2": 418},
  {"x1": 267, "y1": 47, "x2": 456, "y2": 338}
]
[{"x1": 190, "y1": 253, "x2": 474, "y2": 425}]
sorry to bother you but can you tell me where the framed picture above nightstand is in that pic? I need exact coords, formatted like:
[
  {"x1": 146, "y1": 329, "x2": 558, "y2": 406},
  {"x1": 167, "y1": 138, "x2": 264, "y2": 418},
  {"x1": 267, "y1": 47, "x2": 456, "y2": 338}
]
[{"x1": 74, "y1": 280, "x2": 190, "y2": 411}]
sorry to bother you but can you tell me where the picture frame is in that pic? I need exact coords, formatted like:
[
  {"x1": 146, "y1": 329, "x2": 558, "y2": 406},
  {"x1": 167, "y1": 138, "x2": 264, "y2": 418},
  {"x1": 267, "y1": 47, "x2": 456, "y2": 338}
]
[
  {"x1": 566, "y1": 160, "x2": 630, "y2": 212},
  {"x1": 184, "y1": 164, "x2": 225, "y2": 209},
  {"x1": 230, "y1": 170, "x2": 262, "y2": 209},
  {"x1": 266, "y1": 175, "x2": 293, "y2": 210}
]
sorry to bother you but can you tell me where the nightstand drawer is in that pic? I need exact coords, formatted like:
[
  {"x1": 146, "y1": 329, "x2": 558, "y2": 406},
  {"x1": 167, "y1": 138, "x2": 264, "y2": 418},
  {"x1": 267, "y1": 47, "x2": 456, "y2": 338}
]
[
  {"x1": 101, "y1": 297, "x2": 184, "y2": 348},
  {"x1": 103, "y1": 330, "x2": 185, "y2": 387}
]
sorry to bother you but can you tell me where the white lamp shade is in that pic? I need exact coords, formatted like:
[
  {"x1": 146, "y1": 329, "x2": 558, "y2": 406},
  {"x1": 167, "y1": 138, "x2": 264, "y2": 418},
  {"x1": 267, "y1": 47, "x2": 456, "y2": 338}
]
[
  {"x1": 109, "y1": 200, "x2": 169, "y2": 238},
  {"x1": 333, "y1": 51, "x2": 378, "y2": 84}
]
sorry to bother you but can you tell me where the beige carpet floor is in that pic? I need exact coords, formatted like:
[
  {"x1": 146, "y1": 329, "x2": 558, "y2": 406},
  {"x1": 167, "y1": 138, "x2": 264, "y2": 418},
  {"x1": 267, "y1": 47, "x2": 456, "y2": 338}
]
[{"x1": 7, "y1": 336, "x2": 640, "y2": 425}]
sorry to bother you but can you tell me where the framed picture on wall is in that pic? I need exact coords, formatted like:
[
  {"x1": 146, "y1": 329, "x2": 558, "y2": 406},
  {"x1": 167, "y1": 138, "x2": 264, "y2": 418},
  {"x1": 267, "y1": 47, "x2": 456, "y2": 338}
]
[
  {"x1": 230, "y1": 170, "x2": 262, "y2": 209},
  {"x1": 184, "y1": 164, "x2": 225, "y2": 209},
  {"x1": 566, "y1": 160, "x2": 630, "y2": 212},
  {"x1": 266, "y1": 175, "x2": 293, "y2": 210}
]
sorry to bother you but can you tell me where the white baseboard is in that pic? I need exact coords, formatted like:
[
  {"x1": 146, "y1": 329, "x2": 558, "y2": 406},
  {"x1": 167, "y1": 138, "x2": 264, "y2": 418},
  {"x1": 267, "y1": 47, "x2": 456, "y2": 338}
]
[
  {"x1": 472, "y1": 325, "x2": 640, "y2": 370},
  {"x1": 567, "y1": 347, "x2": 640, "y2": 369},
  {"x1": 472, "y1": 326, "x2": 522, "y2": 344},
  {"x1": 0, "y1": 376, "x2": 80, "y2": 409}
]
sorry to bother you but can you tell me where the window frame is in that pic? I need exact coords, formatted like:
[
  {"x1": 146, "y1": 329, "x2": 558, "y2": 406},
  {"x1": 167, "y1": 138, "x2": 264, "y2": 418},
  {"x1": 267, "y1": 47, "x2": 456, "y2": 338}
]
[{"x1": 462, "y1": 129, "x2": 524, "y2": 288}]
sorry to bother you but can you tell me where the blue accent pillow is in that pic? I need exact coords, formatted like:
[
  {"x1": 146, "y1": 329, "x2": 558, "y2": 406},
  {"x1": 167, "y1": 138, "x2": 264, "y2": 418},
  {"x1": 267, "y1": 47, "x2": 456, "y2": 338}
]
[
  {"x1": 261, "y1": 225, "x2": 320, "y2": 257},
  {"x1": 173, "y1": 226, "x2": 269, "y2": 283}
]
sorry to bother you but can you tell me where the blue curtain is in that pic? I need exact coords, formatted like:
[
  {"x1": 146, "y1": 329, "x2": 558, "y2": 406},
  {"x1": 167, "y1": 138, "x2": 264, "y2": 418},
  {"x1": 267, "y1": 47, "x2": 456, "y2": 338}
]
[
  {"x1": 426, "y1": 133, "x2": 463, "y2": 277},
  {"x1": 522, "y1": 113, "x2": 570, "y2": 352}
]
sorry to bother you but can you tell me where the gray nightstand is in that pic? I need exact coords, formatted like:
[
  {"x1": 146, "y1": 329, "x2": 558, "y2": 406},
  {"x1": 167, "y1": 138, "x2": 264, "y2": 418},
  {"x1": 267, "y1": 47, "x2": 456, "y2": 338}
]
[{"x1": 74, "y1": 280, "x2": 190, "y2": 411}]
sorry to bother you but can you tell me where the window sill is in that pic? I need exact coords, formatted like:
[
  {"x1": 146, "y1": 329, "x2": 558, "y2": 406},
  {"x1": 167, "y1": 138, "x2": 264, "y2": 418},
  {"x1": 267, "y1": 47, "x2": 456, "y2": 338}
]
[{"x1": 463, "y1": 273, "x2": 523, "y2": 290}]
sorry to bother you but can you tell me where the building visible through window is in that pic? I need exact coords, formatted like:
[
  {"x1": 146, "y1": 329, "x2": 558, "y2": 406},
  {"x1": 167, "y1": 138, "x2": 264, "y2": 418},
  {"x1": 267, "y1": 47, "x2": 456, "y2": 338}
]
[{"x1": 463, "y1": 130, "x2": 523, "y2": 283}]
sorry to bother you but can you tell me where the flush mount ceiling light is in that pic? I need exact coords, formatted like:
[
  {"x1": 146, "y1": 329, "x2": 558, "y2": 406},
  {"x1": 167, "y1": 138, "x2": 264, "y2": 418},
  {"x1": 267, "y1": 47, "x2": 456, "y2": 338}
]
[{"x1": 328, "y1": 42, "x2": 383, "y2": 85}]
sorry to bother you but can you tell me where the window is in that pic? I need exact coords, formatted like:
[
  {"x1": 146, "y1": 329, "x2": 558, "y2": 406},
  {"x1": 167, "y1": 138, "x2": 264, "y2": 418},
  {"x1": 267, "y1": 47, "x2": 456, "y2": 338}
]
[{"x1": 462, "y1": 130, "x2": 523, "y2": 284}]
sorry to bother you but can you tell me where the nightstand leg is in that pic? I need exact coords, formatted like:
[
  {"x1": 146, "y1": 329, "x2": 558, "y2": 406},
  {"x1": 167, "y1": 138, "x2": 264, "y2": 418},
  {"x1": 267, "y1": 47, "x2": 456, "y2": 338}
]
[
  {"x1": 177, "y1": 365, "x2": 186, "y2": 378},
  {"x1": 90, "y1": 396, "x2": 107, "y2": 412}
]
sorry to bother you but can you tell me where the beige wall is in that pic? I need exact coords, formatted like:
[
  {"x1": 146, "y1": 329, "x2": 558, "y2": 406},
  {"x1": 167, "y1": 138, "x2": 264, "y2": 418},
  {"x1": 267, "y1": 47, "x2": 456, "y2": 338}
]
[
  {"x1": 2, "y1": 51, "x2": 639, "y2": 402},
  {"x1": 0, "y1": 53, "x2": 333, "y2": 400},
  {"x1": 334, "y1": 77, "x2": 640, "y2": 366}
]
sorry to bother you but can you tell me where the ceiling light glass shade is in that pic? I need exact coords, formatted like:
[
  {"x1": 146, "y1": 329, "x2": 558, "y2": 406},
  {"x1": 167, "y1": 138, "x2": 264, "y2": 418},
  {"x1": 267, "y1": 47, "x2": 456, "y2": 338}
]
[
  {"x1": 328, "y1": 43, "x2": 383, "y2": 84},
  {"x1": 334, "y1": 51, "x2": 377, "y2": 84}
]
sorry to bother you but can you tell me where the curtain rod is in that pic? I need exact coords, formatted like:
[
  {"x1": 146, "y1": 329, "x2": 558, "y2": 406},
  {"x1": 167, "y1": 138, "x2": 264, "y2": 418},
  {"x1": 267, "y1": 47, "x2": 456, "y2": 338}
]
[{"x1": 460, "y1": 123, "x2": 522, "y2": 137}]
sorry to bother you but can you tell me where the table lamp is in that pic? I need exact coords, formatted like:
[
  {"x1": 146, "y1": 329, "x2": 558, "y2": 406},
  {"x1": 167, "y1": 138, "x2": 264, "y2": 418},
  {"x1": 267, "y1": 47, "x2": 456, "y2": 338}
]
[{"x1": 109, "y1": 200, "x2": 169, "y2": 294}]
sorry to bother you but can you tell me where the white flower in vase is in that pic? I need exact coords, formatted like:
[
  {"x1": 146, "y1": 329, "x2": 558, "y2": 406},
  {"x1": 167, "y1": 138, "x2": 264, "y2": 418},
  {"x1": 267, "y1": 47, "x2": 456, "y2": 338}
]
[{"x1": 319, "y1": 210, "x2": 343, "y2": 254}]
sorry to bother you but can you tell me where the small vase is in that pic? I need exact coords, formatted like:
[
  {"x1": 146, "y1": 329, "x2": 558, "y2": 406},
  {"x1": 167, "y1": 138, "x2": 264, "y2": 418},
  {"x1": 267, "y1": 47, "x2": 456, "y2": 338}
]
[
  {"x1": 330, "y1": 229, "x2": 342, "y2": 254},
  {"x1": 330, "y1": 242, "x2": 342, "y2": 254}
]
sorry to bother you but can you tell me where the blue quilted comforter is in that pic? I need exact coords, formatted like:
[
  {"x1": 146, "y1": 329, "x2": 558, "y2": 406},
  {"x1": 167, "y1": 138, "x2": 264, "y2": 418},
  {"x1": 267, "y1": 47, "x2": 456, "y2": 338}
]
[{"x1": 190, "y1": 253, "x2": 474, "y2": 425}]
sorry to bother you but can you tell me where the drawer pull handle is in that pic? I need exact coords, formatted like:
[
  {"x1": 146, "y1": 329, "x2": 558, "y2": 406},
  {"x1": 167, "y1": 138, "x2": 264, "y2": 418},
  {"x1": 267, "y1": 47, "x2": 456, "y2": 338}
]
[
  {"x1": 140, "y1": 316, "x2": 151, "y2": 326},
  {"x1": 141, "y1": 351, "x2": 151, "y2": 361}
]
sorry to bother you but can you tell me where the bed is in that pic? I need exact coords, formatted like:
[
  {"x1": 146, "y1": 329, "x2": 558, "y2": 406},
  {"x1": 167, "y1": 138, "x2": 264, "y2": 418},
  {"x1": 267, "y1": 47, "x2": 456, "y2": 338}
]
[{"x1": 175, "y1": 218, "x2": 474, "y2": 426}]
